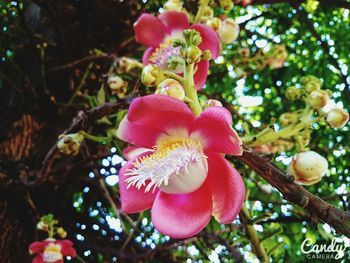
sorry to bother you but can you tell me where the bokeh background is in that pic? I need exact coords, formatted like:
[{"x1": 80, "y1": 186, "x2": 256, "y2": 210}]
[{"x1": 1, "y1": 0, "x2": 349, "y2": 262}]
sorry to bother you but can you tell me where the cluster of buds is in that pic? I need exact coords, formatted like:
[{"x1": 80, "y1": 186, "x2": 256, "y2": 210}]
[
  {"x1": 288, "y1": 151, "x2": 328, "y2": 185},
  {"x1": 232, "y1": 45, "x2": 287, "y2": 79},
  {"x1": 206, "y1": 17, "x2": 240, "y2": 44},
  {"x1": 107, "y1": 75, "x2": 128, "y2": 98},
  {"x1": 57, "y1": 132, "x2": 84, "y2": 156}
]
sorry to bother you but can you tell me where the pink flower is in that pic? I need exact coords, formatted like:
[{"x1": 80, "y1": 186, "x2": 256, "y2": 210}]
[
  {"x1": 117, "y1": 95, "x2": 245, "y2": 238},
  {"x1": 134, "y1": 11, "x2": 220, "y2": 90},
  {"x1": 29, "y1": 238, "x2": 76, "y2": 263}
]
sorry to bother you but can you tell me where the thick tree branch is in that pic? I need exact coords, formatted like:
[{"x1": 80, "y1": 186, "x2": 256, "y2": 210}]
[{"x1": 237, "y1": 145, "x2": 350, "y2": 237}]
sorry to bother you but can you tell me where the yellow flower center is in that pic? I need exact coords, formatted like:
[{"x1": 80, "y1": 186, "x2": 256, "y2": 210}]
[
  {"x1": 125, "y1": 136, "x2": 208, "y2": 194},
  {"x1": 43, "y1": 244, "x2": 63, "y2": 262}
]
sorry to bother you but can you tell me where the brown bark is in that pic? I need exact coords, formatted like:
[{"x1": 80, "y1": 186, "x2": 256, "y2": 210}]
[{"x1": 237, "y1": 145, "x2": 350, "y2": 237}]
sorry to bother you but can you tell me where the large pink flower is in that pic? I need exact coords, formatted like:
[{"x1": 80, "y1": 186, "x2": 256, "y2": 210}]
[
  {"x1": 117, "y1": 95, "x2": 245, "y2": 238},
  {"x1": 134, "y1": 11, "x2": 220, "y2": 90},
  {"x1": 29, "y1": 238, "x2": 76, "y2": 263}
]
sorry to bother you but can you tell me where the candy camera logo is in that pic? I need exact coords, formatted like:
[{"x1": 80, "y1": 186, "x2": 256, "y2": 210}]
[{"x1": 301, "y1": 237, "x2": 349, "y2": 260}]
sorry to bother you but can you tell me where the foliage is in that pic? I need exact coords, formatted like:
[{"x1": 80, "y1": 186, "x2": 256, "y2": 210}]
[{"x1": 0, "y1": 0, "x2": 349, "y2": 262}]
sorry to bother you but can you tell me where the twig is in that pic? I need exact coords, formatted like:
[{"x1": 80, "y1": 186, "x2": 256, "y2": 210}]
[{"x1": 239, "y1": 204, "x2": 269, "y2": 262}]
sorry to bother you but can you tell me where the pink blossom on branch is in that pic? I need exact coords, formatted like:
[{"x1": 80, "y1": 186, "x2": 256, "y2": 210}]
[
  {"x1": 134, "y1": 11, "x2": 220, "y2": 90},
  {"x1": 29, "y1": 238, "x2": 76, "y2": 263},
  {"x1": 117, "y1": 95, "x2": 245, "y2": 238}
]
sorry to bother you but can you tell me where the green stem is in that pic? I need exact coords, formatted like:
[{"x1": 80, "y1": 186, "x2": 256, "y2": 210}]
[
  {"x1": 242, "y1": 111, "x2": 320, "y2": 146},
  {"x1": 82, "y1": 131, "x2": 111, "y2": 144},
  {"x1": 65, "y1": 63, "x2": 93, "y2": 107},
  {"x1": 163, "y1": 71, "x2": 184, "y2": 84},
  {"x1": 194, "y1": 0, "x2": 210, "y2": 24},
  {"x1": 183, "y1": 63, "x2": 202, "y2": 115},
  {"x1": 239, "y1": 204, "x2": 269, "y2": 262}
]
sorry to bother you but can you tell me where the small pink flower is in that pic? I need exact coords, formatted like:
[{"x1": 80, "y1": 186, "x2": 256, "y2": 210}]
[
  {"x1": 29, "y1": 238, "x2": 76, "y2": 263},
  {"x1": 134, "y1": 11, "x2": 220, "y2": 90},
  {"x1": 117, "y1": 95, "x2": 245, "y2": 238}
]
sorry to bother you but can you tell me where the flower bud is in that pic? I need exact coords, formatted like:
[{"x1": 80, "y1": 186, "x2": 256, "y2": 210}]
[
  {"x1": 118, "y1": 57, "x2": 143, "y2": 73},
  {"x1": 108, "y1": 76, "x2": 124, "y2": 90},
  {"x1": 219, "y1": 18, "x2": 240, "y2": 44},
  {"x1": 300, "y1": 75, "x2": 321, "y2": 86},
  {"x1": 219, "y1": 0, "x2": 234, "y2": 11},
  {"x1": 57, "y1": 132, "x2": 84, "y2": 156},
  {"x1": 203, "y1": 99, "x2": 223, "y2": 109},
  {"x1": 141, "y1": 65, "x2": 164, "y2": 87},
  {"x1": 37, "y1": 221, "x2": 49, "y2": 231},
  {"x1": 304, "y1": 80, "x2": 321, "y2": 93},
  {"x1": 307, "y1": 90, "x2": 329, "y2": 109},
  {"x1": 183, "y1": 29, "x2": 202, "y2": 46},
  {"x1": 326, "y1": 108, "x2": 349, "y2": 128},
  {"x1": 201, "y1": 49, "x2": 212, "y2": 61},
  {"x1": 156, "y1": 79, "x2": 185, "y2": 100},
  {"x1": 285, "y1": 86, "x2": 301, "y2": 100},
  {"x1": 163, "y1": 0, "x2": 183, "y2": 11},
  {"x1": 201, "y1": 6, "x2": 214, "y2": 21},
  {"x1": 57, "y1": 227, "x2": 67, "y2": 238},
  {"x1": 287, "y1": 151, "x2": 328, "y2": 185},
  {"x1": 279, "y1": 113, "x2": 298, "y2": 126},
  {"x1": 186, "y1": 46, "x2": 202, "y2": 64},
  {"x1": 206, "y1": 17, "x2": 222, "y2": 32}
]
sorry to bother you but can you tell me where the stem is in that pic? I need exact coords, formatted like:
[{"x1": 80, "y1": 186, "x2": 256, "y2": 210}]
[
  {"x1": 239, "y1": 204, "x2": 269, "y2": 262},
  {"x1": 65, "y1": 63, "x2": 93, "y2": 108},
  {"x1": 163, "y1": 71, "x2": 185, "y2": 84},
  {"x1": 242, "y1": 111, "x2": 319, "y2": 146},
  {"x1": 183, "y1": 63, "x2": 202, "y2": 115},
  {"x1": 82, "y1": 131, "x2": 112, "y2": 144},
  {"x1": 194, "y1": 0, "x2": 210, "y2": 24}
]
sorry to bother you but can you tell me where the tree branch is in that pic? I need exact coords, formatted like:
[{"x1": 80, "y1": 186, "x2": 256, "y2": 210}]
[{"x1": 237, "y1": 145, "x2": 350, "y2": 237}]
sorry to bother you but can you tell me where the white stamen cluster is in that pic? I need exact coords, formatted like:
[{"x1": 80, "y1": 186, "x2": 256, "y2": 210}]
[{"x1": 125, "y1": 142, "x2": 206, "y2": 193}]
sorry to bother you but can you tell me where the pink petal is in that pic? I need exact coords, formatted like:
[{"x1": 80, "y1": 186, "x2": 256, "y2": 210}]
[
  {"x1": 134, "y1": 13, "x2": 167, "y2": 47},
  {"x1": 61, "y1": 245, "x2": 76, "y2": 257},
  {"x1": 191, "y1": 107, "x2": 242, "y2": 155},
  {"x1": 194, "y1": 60, "x2": 209, "y2": 90},
  {"x1": 57, "y1": 240, "x2": 73, "y2": 246},
  {"x1": 206, "y1": 151, "x2": 245, "y2": 223},
  {"x1": 127, "y1": 95, "x2": 195, "y2": 136},
  {"x1": 158, "y1": 11, "x2": 190, "y2": 32},
  {"x1": 29, "y1": 241, "x2": 46, "y2": 254},
  {"x1": 190, "y1": 24, "x2": 220, "y2": 59},
  {"x1": 119, "y1": 152, "x2": 159, "y2": 213},
  {"x1": 142, "y1": 47, "x2": 155, "y2": 65},
  {"x1": 151, "y1": 183, "x2": 212, "y2": 238},
  {"x1": 32, "y1": 255, "x2": 44, "y2": 263},
  {"x1": 123, "y1": 146, "x2": 152, "y2": 161},
  {"x1": 117, "y1": 115, "x2": 166, "y2": 148}
]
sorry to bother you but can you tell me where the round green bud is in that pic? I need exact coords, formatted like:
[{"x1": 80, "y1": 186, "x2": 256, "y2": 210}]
[
  {"x1": 285, "y1": 86, "x2": 301, "y2": 100},
  {"x1": 279, "y1": 113, "x2": 298, "y2": 126}
]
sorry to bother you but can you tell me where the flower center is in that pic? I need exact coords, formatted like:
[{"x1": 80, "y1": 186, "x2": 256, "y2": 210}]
[
  {"x1": 125, "y1": 136, "x2": 208, "y2": 194},
  {"x1": 149, "y1": 37, "x2": 183, "y2": 73},
  {"x1": 43, "y1": 244, "x2": 63, "y2": 262}
]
